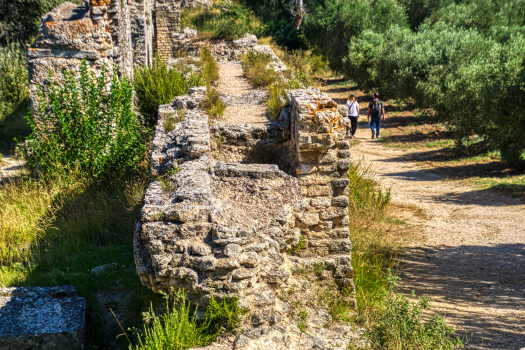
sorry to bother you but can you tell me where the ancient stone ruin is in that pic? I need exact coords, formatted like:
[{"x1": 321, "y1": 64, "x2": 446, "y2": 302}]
[
  {"x1": 0, "y1": 286, "x2": 86, "y2": 350},
  {"x1": 24, "y1": 0, "x2": 359, "y2": 346},
  {"x1": 27, "y1": 0, "x2": 184, "y2": 110},
  {"x1": 133, "y1": 35, "x2": 358, "y2": 348}
]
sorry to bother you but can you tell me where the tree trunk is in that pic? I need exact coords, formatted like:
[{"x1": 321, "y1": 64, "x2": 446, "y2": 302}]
[{"x1": 293, "y1": 0, "x2": 304, "y2": 30}]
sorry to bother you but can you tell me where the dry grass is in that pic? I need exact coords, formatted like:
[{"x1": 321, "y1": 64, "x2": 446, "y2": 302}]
[{"x1": 258, "y1": 37, "x2": 330, "y2": 80}]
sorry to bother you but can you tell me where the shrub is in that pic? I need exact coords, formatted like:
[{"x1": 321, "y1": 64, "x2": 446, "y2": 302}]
[
  {"x1": 0, "y1": 0, "x2": 81, "y2": 45},
  {"x1": 132, "y1": 290, "x2": 207, "y2": 350},
  {"x1": 21, "y1": 60, "x2": 146, "y2": 179},
  {"x1": 240, "y1": 51, "x2": 276, "y2": 88},
  {"x1": 134, "y1": 56, "x2": 202, "y2": 126},
  {"x1": 0, "y1": 44, "x2": 28, "y2": 121},
  {"x1": 200, "y1": 47, "x2": 219, "y2": 83},
  {"x1": 366, "y1": 275, "x2": 464, "y2": 349},
  {"x1": 344, "y1": 23, "x2": 525, "y2": 166}
]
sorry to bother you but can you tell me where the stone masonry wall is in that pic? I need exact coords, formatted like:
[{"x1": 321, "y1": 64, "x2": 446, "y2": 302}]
[
  {"x1": 28, "y1": 0, "x2": 134, "y2": 112},
  {"x1": 155, "y1": 0, "x2": 182, "y2": 60},
  {"x1": 129, "y1": 0, "x2": 155, "y2": 68},
  {"x1": 28, "y1": 0, "x2": 183, "y2": 111},
  {"x1": 290, "y1": 88, "x2": 354, "y2": 287}
]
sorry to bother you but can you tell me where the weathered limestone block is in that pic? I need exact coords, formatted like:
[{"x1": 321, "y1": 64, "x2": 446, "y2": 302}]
[
  {"x1": 0, "y1": 286, "x2": 86, "y2": 350},
  {"x1": 233, "y1": 33, "x2": 257, "y2": 49}
]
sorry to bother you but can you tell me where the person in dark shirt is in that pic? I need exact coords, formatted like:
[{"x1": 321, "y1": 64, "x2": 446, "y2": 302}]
[{"x1": 367, "y1": 92, "x2": 386, "y2": 139}]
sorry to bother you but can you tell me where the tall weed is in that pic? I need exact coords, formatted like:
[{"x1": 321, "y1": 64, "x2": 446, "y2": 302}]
[
  {"x1": 240, "y1": 51, "x2": 276, "y2": 87},
  {"x1": 201, "y1": 87, "x2": 226, "y2": 120},
  {"x1": 0, "y1": 44, "x2": 28, "y2": 121},
  {"x1": 21, "y1": 60, "x2": 146, "y2": 179},
  {"x1": 132, "y1": 289, "x2": 246, "y2": 350},
  {"x1": 132, "y1": 290, "x2": 208, "y2": 350},
  {"x1": 348, "y1": 158, "x2": 391, "y2": 226},
  {"x1": 200, "y1": 47, "x2": 219, "y2": 83}
]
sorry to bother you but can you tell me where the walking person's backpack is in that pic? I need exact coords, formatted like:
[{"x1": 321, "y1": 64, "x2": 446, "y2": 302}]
[{"x1": 372, "y1": 100, "x2": 382, "y2": 115}]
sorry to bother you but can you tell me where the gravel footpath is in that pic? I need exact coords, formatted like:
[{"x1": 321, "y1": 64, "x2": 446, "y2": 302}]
[
  {"x1": 325, "y1": 87, "x2": 525, "y2": 350},
  {"x1": 217, "y1": 61, "x2": 270, "y2": 126}
]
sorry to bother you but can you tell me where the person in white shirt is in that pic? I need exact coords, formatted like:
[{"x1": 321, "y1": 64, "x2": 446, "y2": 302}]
[{"x1": 346, "y1": 94, "x2": 359, "y2": 139}]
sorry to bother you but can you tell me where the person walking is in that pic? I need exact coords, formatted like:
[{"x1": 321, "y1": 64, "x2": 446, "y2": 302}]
[
  {"x1": 346, "y1": 94, "x2": 359, "y2": 139},
  {"x1": 367, "y1": 92, "x2": 385, "y2": 139}
]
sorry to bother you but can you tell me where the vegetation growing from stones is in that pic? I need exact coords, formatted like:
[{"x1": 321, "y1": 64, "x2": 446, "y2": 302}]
[
  {"x1": 163, "y1": 109, "x2": 185, "y2": 133},
  {"x1": 181, "y1": 2, "x2": 265, "y2": 40},
  {"x1": 200, "y1": 47, "x2": 220, "y2": 83},
  {"x1": 132, "y1": 289, "x2": 247, "y2": 350},
  {"x1": 134, "y1": 55, "x2": 203, "y2": 126},
  {"x1": 202, "y1": 86, "x2": 226, "y2": 120},
  {"x1": 240, "y1": 51, "x2": 307, "y2": 119},
  {"x1": 20, "y1": 60, "x2": 146, "y2": 179}
]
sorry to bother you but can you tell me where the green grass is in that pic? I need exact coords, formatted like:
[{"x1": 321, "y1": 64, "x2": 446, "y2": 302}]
[
  {"x1": 472, "y1": 175, "x2": 525, "y2": 199},
  {"x1": 201, "y1": 87, "x2": 226, "y2": 120},
  {"x1": 200, "y1": 47, "x2": 219, "y2": 84},
  {"x1": 134, "y1": 55, "x2": 203, "y2": 126},
  {"x1": 425, "y1": 139, "x2": 454, "y2": 148},
  {"x1": 131, "y1": 289, "x2": 247, "y2": 350},
  {"x1": 0, "y1": 172, "x2": 161, "y2": 349}
]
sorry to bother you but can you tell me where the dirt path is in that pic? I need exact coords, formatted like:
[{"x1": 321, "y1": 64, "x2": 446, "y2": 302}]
[
  {"x1": 325, "y1": 88, "x2": 525, "y2": 349},
  {"x1": 0, "y1": 155, "x2": 26, "y2": 181},
  {"x1": 217, "y1": 61, "x2": 270, "y2": 126}
]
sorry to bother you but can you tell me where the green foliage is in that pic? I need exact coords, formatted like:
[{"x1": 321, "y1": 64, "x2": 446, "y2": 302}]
[
  {"x1": 132, "y1": 290, "x2": 208, "y2": 350},
  {"x1": 0, "y1": 45, "x2": 28, "y2": 122},
  {"x1": 286, "y1": 235, "x2": 305, "y2": 255},
  {"x1": 241, "y1": 51, "x2": 276, "y2": 87},
  {"x1": 201, "y1": 87, "x2": 226, "y2": 120},
  {"x1": 205, "y1": 292, "x2": 247, "y2": 333},
  {"x1": 366, "y1": 276, "x2": 464, "y2": 349},
  {"x1": 0, "y1": 0, "x2": 81, "y2": 45},
  {"x1": 344, "y1": 22, "x2": 525, "y2": 166},
  {"x1": 132, "y1": 289, "x2": 246, "y2": 350},
  {"x1": 300, "y1": 0, "x2": 408, "y2": 72},
  {"x1": 134, "y1": 56, "x2": 202, "y2": 126},
  {"x1": 200, "y1": 47, "x2": 219, "y2": 83},
  {"x1": 181, "y1": 2, "x2": 265, "y2": 40},
  {"x1": 21, "y1": 60, "x2": 146, "y2": 179},
  {"x1": 348, "y1": 159, "x2": 391, "y2": 224},
  {"x1": 297, "y1": 309, "x2": 308, "y2": 333}
]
